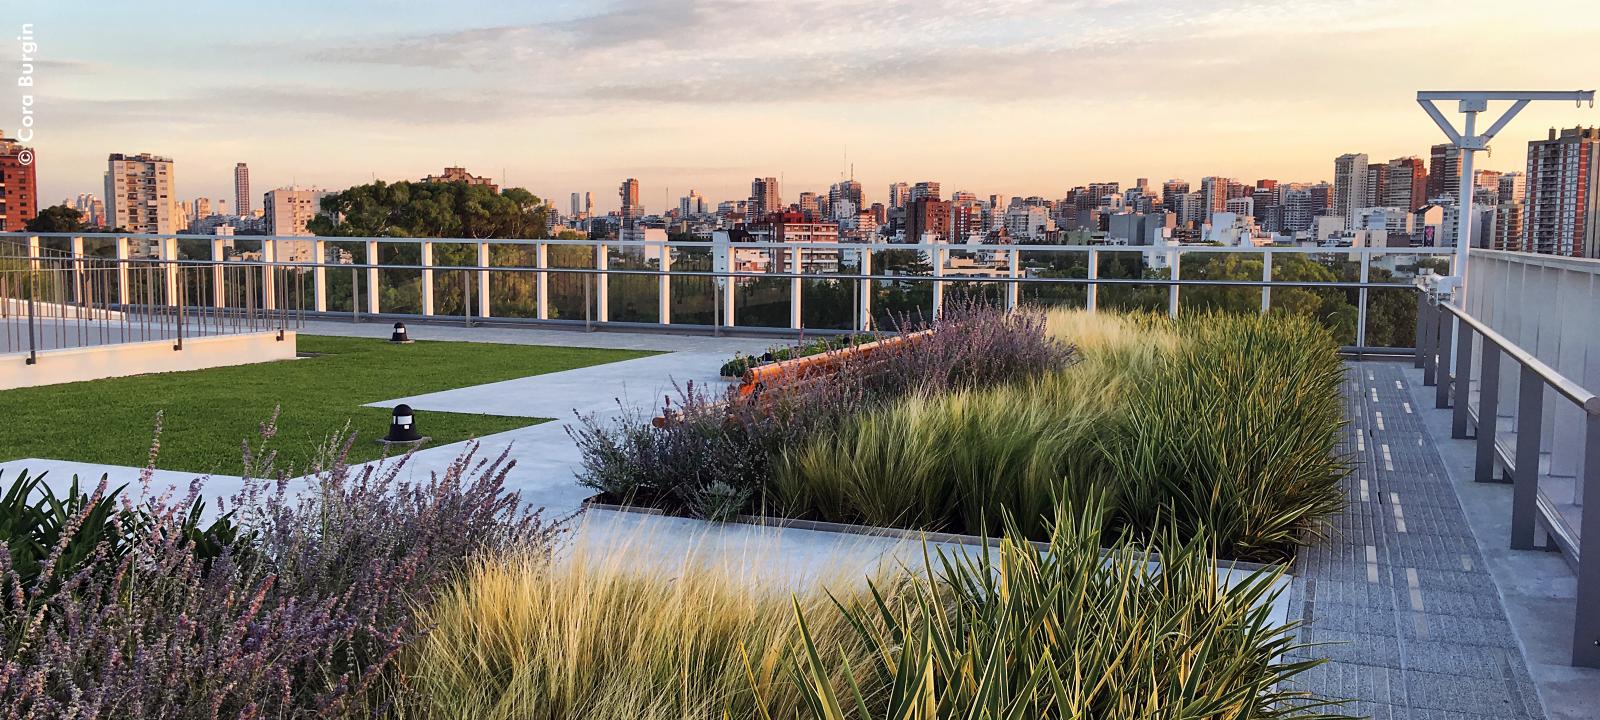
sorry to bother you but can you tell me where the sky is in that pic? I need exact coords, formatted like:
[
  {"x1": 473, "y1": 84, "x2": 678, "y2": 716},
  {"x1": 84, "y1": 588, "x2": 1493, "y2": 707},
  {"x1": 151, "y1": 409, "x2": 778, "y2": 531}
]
[{"x1": 11, "y1": 0, "x2": 1600, "y2": 213}]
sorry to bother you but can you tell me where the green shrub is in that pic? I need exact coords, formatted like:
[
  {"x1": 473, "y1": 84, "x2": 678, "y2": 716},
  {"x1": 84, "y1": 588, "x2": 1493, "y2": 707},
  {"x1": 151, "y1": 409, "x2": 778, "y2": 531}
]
[{"x1": 775, "y1": 498, "x2": 1350, "y2": 719}]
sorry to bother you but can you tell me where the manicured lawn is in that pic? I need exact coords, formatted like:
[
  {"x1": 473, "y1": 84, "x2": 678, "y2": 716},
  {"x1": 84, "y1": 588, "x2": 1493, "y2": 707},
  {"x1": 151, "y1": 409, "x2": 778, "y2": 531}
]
[{"x1": 0, "y1": 335, "x2": 655, "y2": 475}]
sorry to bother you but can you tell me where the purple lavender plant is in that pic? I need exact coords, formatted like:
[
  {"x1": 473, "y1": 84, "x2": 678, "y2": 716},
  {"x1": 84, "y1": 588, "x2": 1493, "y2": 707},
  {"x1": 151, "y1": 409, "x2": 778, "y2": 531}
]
[{"x1": 0, "y1": 420, "x2": 562, "y2": 719}]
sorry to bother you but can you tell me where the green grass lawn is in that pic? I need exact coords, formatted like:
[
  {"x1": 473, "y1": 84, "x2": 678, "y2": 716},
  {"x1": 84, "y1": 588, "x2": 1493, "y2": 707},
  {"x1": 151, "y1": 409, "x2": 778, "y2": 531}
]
[{"x1": 0, "y1": 335, "x2": 655, "y2": 475}]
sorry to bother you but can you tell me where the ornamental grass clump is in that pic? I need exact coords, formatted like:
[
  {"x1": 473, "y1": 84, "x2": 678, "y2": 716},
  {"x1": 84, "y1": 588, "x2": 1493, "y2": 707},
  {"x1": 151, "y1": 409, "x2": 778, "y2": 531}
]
[
  {"x1": 393, "y1": 538, "x2": 883, "y2": 720},
  {"x1": 776, "y1": 498, "x2": 1351, "y2": 720},
  {"x1": 570, "y1": 300, "x2": 1072, "y2": 521},
  {"x1": 773, "y1": 308, "x2": 1346, "y2": 561},
  {"x1": 0, "y1": 420, "x2": 559, "y2": 719},
  {"x1": 1103, "y1": 311, "x2": 1348, "y2": 561}
]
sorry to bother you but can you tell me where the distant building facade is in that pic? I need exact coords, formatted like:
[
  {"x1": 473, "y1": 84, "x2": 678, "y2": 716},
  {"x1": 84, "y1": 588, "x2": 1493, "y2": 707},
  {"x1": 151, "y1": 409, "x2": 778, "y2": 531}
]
[
  {"x1": 1524, "y1": 126, "x2": 1600, "y2": 257},
  {"x1": 0, "y1": 132, "x2": 38, "y2": 231},
  {"x1": 423, "y1": 166, "x2": 498, "y2": 192},
  {"x1": 105, "y1": 153, "x2": 177, "y2": 234}
]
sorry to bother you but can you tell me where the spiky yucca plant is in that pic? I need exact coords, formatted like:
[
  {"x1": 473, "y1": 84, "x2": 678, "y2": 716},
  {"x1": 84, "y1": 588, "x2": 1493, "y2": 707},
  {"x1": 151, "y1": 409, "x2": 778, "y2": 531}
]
[{"x1": 773, "y1": 499, "x2": 1351, "y2": 720}]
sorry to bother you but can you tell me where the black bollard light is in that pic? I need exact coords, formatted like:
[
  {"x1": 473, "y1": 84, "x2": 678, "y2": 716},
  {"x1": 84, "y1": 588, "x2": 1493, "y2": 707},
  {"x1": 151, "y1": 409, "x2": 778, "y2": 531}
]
[
  {"x1": 383, "y1": 404, "x2": 423, "y2": 443},
  {"x1": 390, "y1": 322, "x2": 413, "y2": 343}
]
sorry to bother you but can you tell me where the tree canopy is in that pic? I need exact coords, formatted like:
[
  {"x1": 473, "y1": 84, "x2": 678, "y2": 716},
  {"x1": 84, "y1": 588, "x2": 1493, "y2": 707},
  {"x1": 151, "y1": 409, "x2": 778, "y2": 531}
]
[
  {"x1": 25, "y1": 204, "x2": 84, "y2": 232},
  {"x1": 308, "y1": 181, "x2": 550, "y2": 239}
]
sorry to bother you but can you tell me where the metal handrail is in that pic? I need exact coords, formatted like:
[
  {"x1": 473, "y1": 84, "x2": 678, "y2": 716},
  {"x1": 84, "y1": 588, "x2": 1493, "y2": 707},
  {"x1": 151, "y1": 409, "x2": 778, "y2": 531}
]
[{"x1": 1435, "y1": 298, "x2": 1600, "y2": 413}]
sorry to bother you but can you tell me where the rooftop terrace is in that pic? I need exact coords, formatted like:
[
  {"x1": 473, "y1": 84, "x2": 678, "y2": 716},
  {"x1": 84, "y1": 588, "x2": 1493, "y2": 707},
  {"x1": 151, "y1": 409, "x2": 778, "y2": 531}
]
[{"x1": 2, "y1": 234, "x2": 1598, "y2": 718}]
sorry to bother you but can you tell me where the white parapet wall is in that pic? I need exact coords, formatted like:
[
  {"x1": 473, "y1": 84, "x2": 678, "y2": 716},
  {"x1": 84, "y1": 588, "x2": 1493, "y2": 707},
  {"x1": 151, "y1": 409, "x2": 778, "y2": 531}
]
[{"x1": 0, "y1": 331, "x2": 297, "y2": 390}]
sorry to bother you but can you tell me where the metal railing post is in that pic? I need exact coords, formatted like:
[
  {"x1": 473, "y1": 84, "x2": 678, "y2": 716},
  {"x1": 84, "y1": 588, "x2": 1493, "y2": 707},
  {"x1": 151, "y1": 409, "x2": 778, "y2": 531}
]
[
  {"x1": 1422, "y1": 298, "x2": 1439, "y2": 386},
  {"x1": 420, "y1": 240, "x2": 435, "y2": 316},
  {"x1": 261, "y1": 238, "x2": 277, "y2": 312},
  {"x1": 1510, "y1": 364, "x2": 1545, "y2": 551},
  {"x1": 1437, "y1": 306, "x2": 1455, "y2": 409},
  {"x1": 658, "y1": 243, "x2": 672, "y2": 325},
  {"x1": 1357, "y1": 251, "x2": 1371, "y2": 347},
  {"x1": 1167, "y1": 249, "x2": 1180, "y2": 318},
  {"x1": 69, "y1": 236, "x2": 85, "y2": 311},
  {"x1": 1452, "y1": 315, "x2": 1474, "y2": 436},
  {"x1": 1086, "y1": 249, "x2": 1098, "y2": 313},
  {"x1": 313, "y1": 239, "x2": 328, "y2": 313},
  {"x1": 1574, "y1": 413, "x2": 1600, "y2": 667},
  {"x1": 24, "y1": 273, "x2": 36, "y2": 365},
  {"x1": 115, "y1": 236, "x2": 130, "y2": 307},
  {"x1": 365, "y1": 240, "x2": 381, "y2": 315},
  {"x1": 931, "y1": 244, "x2": 945, "y2": 319},
  {"x1": 535, "y1": 242, "x2": 549, "y2": 320},
  {"x1": 1475, "y1": 342, "x2": 1502, "y2": 482},
  {"x1": 857, "y1": 248, "x2": 873, "y2": 332},
  {"x1": 1261, "y1": 250, "x2": 1273, "y2": 314},
  {"x1": 1005, "y1": 248, "x2": 1020, "y2": 310},
  {"x1": 1420, "y1": 291, "x2": 1433, "y2": 368},
  {"x1": 594, "y1": 242, "x2": 609, "y2": 323},
  {"x1": 161, "y1": 237, "x2": 179, "y2": 307},
  {"x1": 211, "y1": 238, "x2": 227, "y2": 309},
  {"x1": 477, "y1": 242, "x2": 492, "y2": 319},
  {"x1": 789, "y1": 242, "x2": 803, "y2": 330}
]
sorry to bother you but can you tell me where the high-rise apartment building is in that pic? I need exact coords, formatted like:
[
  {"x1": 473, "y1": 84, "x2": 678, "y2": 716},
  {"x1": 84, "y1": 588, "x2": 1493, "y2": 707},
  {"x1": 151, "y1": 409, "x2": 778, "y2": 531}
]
[
  {"x1": 829, "y1": 180, "x2": 863, "y2": 218},
  {"x1": 1161, "y1": 179, "x2": 1189, "y2": 217},
  {"x1": 905, "y1": 197, "x2": 951, "y2": 242},
  {"x1": 1333, "y1": 153, "x2": 1368, "y2": 225},
  {"x1": 1472, "y1": 170, "x2": 1502, "y2": 205},
  {"x1": 888, "y1": 182, "x2": 909, "y2": 210},
  {"x1": 0, "y1": 132, "x2": 38, "y2": 231},
  {"x1": 1385, "y1": 157, "x2": 1427, "y2": 212},
  {"x1": 619, "y1": 178, "x2": 644, "y2": 243},
  {"x1": 1364, "y1": 164, "x2": 1387, "y2": 209},
  {"x1": 571, "y1": 192, "x2": 583, "y2": 217},
  {"x1": 1492, "y1": 172, "x2": 1527, "y2": 251},
  {"x1": 1524, "y1": 127, "x2": 1600, "y2": 257},
  {"x1": 748, "y1": 177, "x2": 780, "y2": 221},
  {"x1": 263, "y1": 187, "x2": 329, "y2": 237},
  {"x1": 106, "y1": 153, "x2": 177, "y2": 234},
  {"x1": 679, "y1": 189, "x2": 706, "y2": 217},
  {"x1": 73, "y1": 193, "x2": 105, "y2": 228},
  {"x1": 797, "y1": 191, "x2": 820, "y2": 218},
  {"x1": 909, "y1": 181, "x2": 941, "y2": 203},
  {"x1": 192, "y1": 197, "x2": 212, "y2": 223},
  {"x1": 1428, "y1": 144, "x2": 1462, "y2": 202},
  {"x1": 234, "y1": 162, "x2": 251, "y2": 217}
]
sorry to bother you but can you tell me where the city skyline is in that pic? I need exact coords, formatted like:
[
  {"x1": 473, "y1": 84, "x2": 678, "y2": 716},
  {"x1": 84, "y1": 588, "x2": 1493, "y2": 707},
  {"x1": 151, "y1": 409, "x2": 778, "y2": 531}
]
[{"x1": 17, "y1": 0, "x2": 1600, "y2": 209}]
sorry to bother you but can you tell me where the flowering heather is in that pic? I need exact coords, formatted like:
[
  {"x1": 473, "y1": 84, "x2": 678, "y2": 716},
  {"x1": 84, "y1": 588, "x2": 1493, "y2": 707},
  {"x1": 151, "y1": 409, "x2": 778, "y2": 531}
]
[{"x1": 0, "y1": 423, "x2": 561, "y2": 719}]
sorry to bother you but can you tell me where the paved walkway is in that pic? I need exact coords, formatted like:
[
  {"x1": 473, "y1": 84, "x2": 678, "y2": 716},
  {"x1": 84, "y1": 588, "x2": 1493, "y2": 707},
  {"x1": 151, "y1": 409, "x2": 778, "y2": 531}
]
[{"x1": 1286, "y1": 362, "x2": 1548, "y2": 719}]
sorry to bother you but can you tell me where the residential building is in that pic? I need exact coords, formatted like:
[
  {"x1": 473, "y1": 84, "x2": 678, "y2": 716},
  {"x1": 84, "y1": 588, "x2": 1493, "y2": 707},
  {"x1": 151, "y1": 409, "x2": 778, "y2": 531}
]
[
  {"x1": 73, "y1": 193, "x2": 105, "y2": 227},
  {"x1": 888, "y1": 182, "x2": 909, "y2": 210},
  {"x1": 909, "y1": 181, "x2": 941, "y2": 203},
  {"x1": 192, "y1": 197, "x2": 212, "y2": 223},
  {"x1": 1385, "y1": 157, "x2": 1428, "y2": 212},
  {"x1": 263, "y1": 186, "x2": 329, "y2": 237},
  {"x1": 570, "y1": 192, "x2": 583, "y2": 218},
  {"x1": 1428, "y1": 144, "x2": 1462, "y2": 202},
  {"x1": 1364, "y1": 163, "x2": 1387, "y2": 209},
  {"x1": 0, "y1": 132, "x2": 38, "y2": 231},
  {"x1": 1333, "y1": 153, "x2": 1368, "y2": 225},
  {"x1": 1161, "y1": 179, "x2": 1189, "y2": 216},
  {"x1": 423, "y1": 166, "x2": 497, "y2": 192},
  {"x1": 1524, "y1": 126, "x2": 1600, "y2": 257},
  {"x1": 679, "y1": 189, "x2": 707, "y2": 217},
  {"x1": 619, "y1": 178, "x2": 644, "y2": 243},
  {"x1": 743, "y1": 211, "x2": 840, "y2": 273},
  {"x1": 1004, "y1": 205, "x2": 1053, "y2": 241},
  {"x1": 798, "y1": 191, "x2": 820, "y2": 218},
  {"x1": 829, "y1": 180, "x2": 863, "y2": 219},
  {"x1": 905, "y1": 197, "x2": 951, "y2": 242},
  {"x1": 234, "y1": 162, "x2": 251, "y2": 217},
  {"x1": 105, "y1": 152, "x2": 177, "y2": 235},
  {"x1": 748, "y1": 177, "x2": 780, "y2": 221}
]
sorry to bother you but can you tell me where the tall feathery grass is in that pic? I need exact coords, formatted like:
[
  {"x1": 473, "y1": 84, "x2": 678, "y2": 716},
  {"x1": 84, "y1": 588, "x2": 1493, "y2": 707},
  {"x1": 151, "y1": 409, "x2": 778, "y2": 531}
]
[
  {"x1": 775, "y1": 308, "x2": 1347, "y2": 561},
  {"x1": 393, "y1": 538, "x2": 885, "y2": 720},
  {"x1": 777, "y1": 497, "x2": 1351, "y2": 719}
]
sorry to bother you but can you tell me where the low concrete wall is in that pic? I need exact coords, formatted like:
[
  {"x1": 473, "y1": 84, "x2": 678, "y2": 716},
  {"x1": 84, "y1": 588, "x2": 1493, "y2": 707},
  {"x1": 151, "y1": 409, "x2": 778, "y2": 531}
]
[{"x1": 0, "y1": 331, "x2": 297, "y2": 389}]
